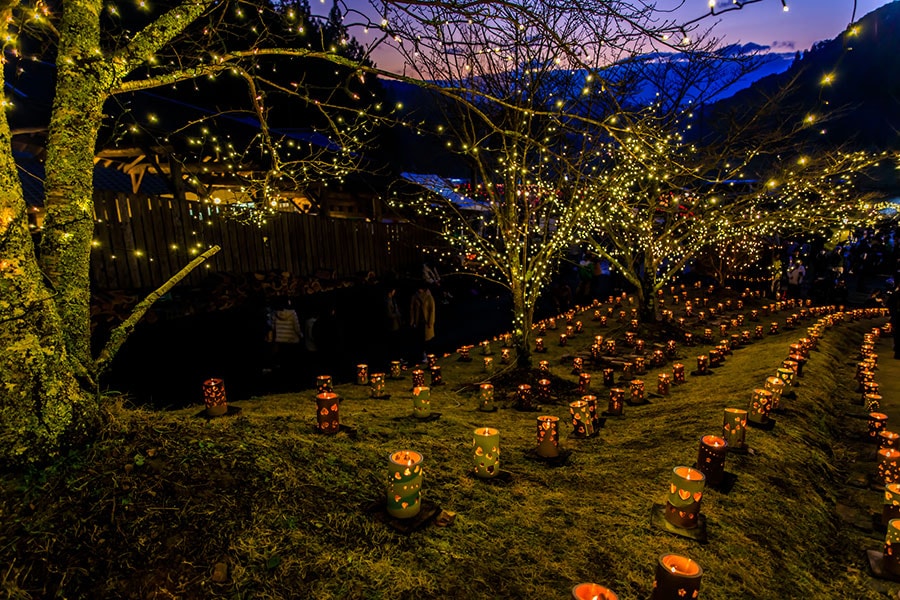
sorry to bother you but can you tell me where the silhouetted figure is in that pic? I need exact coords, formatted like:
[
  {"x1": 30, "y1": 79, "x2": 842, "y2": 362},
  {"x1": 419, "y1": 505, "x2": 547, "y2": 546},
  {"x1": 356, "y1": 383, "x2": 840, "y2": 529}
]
[{"x1": 409, "y1": 284, "x2": 436, "y2": 364}]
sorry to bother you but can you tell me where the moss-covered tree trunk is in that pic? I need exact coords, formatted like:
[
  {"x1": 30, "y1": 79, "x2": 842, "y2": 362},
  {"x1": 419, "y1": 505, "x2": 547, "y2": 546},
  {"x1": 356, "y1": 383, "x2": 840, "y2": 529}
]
[{"x1": 511, "y1": 278, "x2": 533, "y2": 369}]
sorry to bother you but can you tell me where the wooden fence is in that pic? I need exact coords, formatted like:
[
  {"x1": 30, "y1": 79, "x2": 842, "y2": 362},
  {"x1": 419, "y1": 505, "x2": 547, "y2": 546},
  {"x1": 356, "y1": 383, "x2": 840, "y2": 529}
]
[{"x1": 90, "y1": 191, "x2": 434, "y2": 291}]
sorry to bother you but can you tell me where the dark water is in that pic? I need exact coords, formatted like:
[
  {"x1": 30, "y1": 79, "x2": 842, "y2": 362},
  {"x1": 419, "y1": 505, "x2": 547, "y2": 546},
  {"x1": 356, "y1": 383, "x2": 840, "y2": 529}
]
[{"x1": 102, "y1": 282, "x2": 514, "y2": 409}]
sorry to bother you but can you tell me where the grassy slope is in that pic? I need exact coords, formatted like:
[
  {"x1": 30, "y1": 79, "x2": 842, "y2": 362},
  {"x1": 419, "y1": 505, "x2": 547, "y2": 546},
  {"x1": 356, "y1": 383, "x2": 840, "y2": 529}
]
[{"x1": 0, "y1": 300, "x2": 892, "y2": 600}]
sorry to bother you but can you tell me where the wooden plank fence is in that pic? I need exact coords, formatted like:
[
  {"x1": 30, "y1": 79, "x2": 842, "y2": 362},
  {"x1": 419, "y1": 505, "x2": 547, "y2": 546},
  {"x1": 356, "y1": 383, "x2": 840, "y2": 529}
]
[{"x1": 90, "y1": 192, "x2": 434, "y2": 291}]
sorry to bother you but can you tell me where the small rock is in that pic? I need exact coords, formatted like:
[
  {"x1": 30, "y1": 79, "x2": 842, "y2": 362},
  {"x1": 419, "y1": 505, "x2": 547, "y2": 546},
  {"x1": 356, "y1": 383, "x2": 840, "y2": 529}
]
[
  {"x1": 435, "y1": 510, "x2": 456, "y2": 527},
  {"x1": 211, "y1": 562, "x2": 228, "y2": 583}
]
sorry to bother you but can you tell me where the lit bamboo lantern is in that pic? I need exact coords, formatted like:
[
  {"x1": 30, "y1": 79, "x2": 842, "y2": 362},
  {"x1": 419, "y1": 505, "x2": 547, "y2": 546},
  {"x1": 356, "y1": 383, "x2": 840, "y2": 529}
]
[
  {"x1": 878, "y1": 448, "x2": 900, "y2": 484},
  {"x1": 426, "y1": 354, "x2": 437, "y2": 369},
  {"x1": 748, "y1": 388, "x2": 774, "y2": 424},
  {"x1": 603, "y1": 368, "x2": 615, "y2": 387},
  {"x1": 517, "y1": 384, "x2": 535, "y2": 410},
  {"x1": 591, "y1": 344, "x2": 602, "y2": 362},
  {"x1": 202, "y1": 378, "x2": 228, "y2": 417},
  {"x1": 719, "y1": 323, "x2": 728, "y2": 337},
  {"x1": 884, "y1": 483, "x2": 900, "y2": 526},
  {"x1": 478, "y1": 383, "x2": 495, "y2": 412},
  {"x1": 622, "y1": 362, "x2": 634, "y2": 381},
  {"x1": 776, "y1": 367, "x2": 794, "y2": 390},
  {"x1": 458, "y1": 346, "x2": 471, "y2": 361},
  {"x1": 316, "y1": 374, "x2": 333, "y2": 394},
  {"x1": 566, "y1": 325, "x2": 575, "y2": 337},
  {"x1": 538, "y1": 323, "x2": 547, "y2": 336},
  {"x1": 751, "y1": 309, "x2": 759, "y2": 321},
  {"x1": 677, "y1": 317, "x2": 686, "y2": 328},
  {"x1": 652, "y1": 349, "x2": 667, "y2": 367},
  {"x1": 548, "y1": 317, "x2": 557, "y2": 330},
  {"x1": 665, "y1": 466, "x2": 705, "y2": 529},
  {"x1": 657, "y1": 373, "x2": 671, "y2": 396},
  {"x1": 473, "y1": 427, "x2": 500, "y2": 479},
  {"x1": 722, "y1": 408, "x2": 748, "y2": 450},
  {"x1": 884, "y1": 519, "x2": 900, "y2": 577},
  {"x1": 569, "y1": 400, "x2": 594, "y2": 437},
  {"x1": 673, "y1": 363, "x2": 685, "y2": 384},
  {"x1": 770, "y1": 322, "x2": 779, "y2": 334},
  {"x1": 625, "y1": 331, "x2": 636, "y2": 346},
  {"x1": 412, "y1": 386, "x2": 431, "y2": 418},
  {"x1": 697, "y1": 435, "x2": 728, "y2": 486},
  {"x1": 578, "y1": 372, "x2": 591, "y2": 393},
  {"x1": 864, "y1": 381, "x2": 880, "y2": 399},
  {"x1": 500, "y1": 348, "x2": 511, "y2": 364},
  {"x1": 535, "y1": 415, "x2": 560, "y2": 458},
  {"x1": 635, "y1": 339, "x2": 646, "y2": 354},
  {"x1": 536, "y1": 378, "x2": 552, "y2": 404},
  {"x1": 629, "y1": 318, "x2": 639, "y2": 332},
  {"x1": 634, "y1": 356, "x2": 647, "y2": 375},
  {"x1": 717, "y1": 339, "x2": 730, "y2": 356},
  {"x1": 315, "y1": 392, "x2": 340, "y2": 433},
  {"x1": 390, "y1": 361, "x2": 402, "y2": 379},
  {"x1": 572, "y1": 357, "x2": 584, "y2": 375},
  {"x1": 411, "y1": 369, "x2": 425, "y2": 387},
  {"x1": 866, "y1": 393, "x2": 883, "y2": 413},
  {"x1": 880, "y1": 430, "x2": 900, "y2": 450},
  {"x1": 696, "y1": 355, "x2": 709, "y2": 374},
  {"x1": 535, "y1": 337, "x2": 546, "y2": 352},
  {"x1": 741, "y1": 330, "x2": 751, "y2": 344},
  {"x1": 583, "y1": 394, "x2": 601, "y2": 431},
  {"x1": 608, "y1": 388, "x2": 625, "y2": 416},
  {"x1": 369, "y1": 372, "x2": 387, "y2": 398},
  {"x1": 764, "y1": 376, "x2": 784, "y2": 410},
  {"x1": 604, "y1": 339, "x2": 617, "y2": 355},
  {"x1": 708, "y1": 349, "x2": 721, "y2": 368},
  {"x1": 481, "y1": 340, "x2": 492, "y2": 355},
  {"x1": 483, "y1": 357, "x2": 494, "y2": 373},
  {"x1": 685, "y1": 304, "x2": 694, "y2": 317},
  {"x1": 386, "y1": 450, "x2": 423, "y2": 519},
  {"x1": 593, "y1": 309, "x2": 602, "y2": 321},
  {"x1": 782, "y1": 359, "x2": 799, "y2": 378},
  {"x1": 755, "y1": 325, "x2": 764, "y2": 339},
  {"x1": 572, "y1": 583, "x2": 618, "y2": 600},
  {"x1": 539, "y1": 360, "x2": 550, "y2": 374},
  {"x1": 356, "y1": 364, "x2": 369, "y2": 385},
  {"x1": 702, "y1": 327, "x2": 712, "y2": 342},
  {"x1": 870, "y1": 413, "x2": 889, "y2": 441},
  {"x1": 729, "y1": 333, "x2": 740, "y2": 349},
  {"x1": 600, "y1": 315, "x2": 608, "y2": 326},
  {"x1": 665, "y1": 340, "x2": 677, "y2": 356},
  {"x1": 429, "y1": 365, "x2": 442, "y2": 386},
  {"x1": 630, "y1": 379, "x2": 645, "y2": 405}
]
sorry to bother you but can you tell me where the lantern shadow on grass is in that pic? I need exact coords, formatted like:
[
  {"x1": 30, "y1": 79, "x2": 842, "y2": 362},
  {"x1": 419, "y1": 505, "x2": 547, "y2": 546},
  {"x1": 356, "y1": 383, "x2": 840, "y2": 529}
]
[
  {"x1": 523, "y1": 447, "x2": 573, "y2": 467},
  {"x1": 361, "y1": 498, "x2": 442, "y2": 534},
  {"x1": 392, "y1": 412, "x2": 443, "y2": 423},
  {"x1": 746, "y1": 418, "x2": 777, "y2": 431},
  {"x1": 310, "y1": 424, "x2": 358, "y2": 438}
]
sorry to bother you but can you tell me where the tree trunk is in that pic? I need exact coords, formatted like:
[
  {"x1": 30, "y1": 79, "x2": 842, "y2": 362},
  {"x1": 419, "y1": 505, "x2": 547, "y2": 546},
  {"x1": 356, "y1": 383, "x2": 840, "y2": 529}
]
[
  {"x1": 512, "y1": 281, "x2": 533, "y2": 369},
  {"x1": 638, "y1": 276, "x2": 657, "y2": 323}
]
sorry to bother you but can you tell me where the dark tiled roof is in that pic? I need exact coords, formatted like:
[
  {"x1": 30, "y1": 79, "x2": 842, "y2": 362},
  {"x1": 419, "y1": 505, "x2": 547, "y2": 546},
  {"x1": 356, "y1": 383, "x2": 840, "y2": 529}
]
[{"x1": 16, "y1": 158, "x2": 173, "y2": 207}]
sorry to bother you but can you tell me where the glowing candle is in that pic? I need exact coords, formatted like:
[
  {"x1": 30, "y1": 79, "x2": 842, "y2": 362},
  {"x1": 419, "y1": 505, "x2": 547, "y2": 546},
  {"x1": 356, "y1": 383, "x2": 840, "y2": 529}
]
[
  {"x1": 369, "y1": 372, "x2": 387, "y2": 398},
  {"x1": 429, "y1": 365, "x2": 442, "y2": 386},
  {"x1": 878, "y1": 448, "x2": 900, "y2": 485},
  {"x1": 869, "y1": 412, "x2": 889, "y2": 441},
  {"x1": 569, "y1": 400, "x2": 594, "y2": 437},
  {"x1": 630, "y1": 379, "x2": 645, "y2": 405},
  {"x1": 879, "y1": 430, "x2": 900, "y2": 450},
  {"x1": 696, "y1": 355, "x2": 709, "y2": 374},
  {"x1": 884, "y1": 483, "x2": 900, "y2": 526},
  {"x1": 571, "y1": 583, "x2": 618, "y2": 600},
  {"x1": 500, "y1": 348, "x2": 511, "y2": 364},
  {"x1": 884, "y1": 519, "x2": 900, "y2": 577},
  {"x1": 483, "y1": 357, "x2": 494, "y2": 373},
  {"x1": 748, "y1": 388, "x2": 774, "y2": 424},
  {"x1": 478, "y1": 383, "x2": 495, "y2": 412},
  {"x1": 411, "y1": 369, "x2": 425, "y2": 387},
  {"x1": 202, "y1": 378, "x2": 227, "y2": 417},
  {"x1": 356, "y1": 364, "x2": 368, "y2": 386},
  {"x1": 535, "y1": 415, "x2": 560, "y2": 458},
  {"x1": 473, "y1": 427, "x2": 500, "y2": 479},
  {"x1": 535, "y1": 337, "x2": 546, "y2": 352},
  {"x1": 315, "y1": 392, "x2": 340, "y2": 434},
  {"x1": 536, "y1": 378, "x2": 552, "y2": 404},
  {"x1": 578, "y1": 372, "x2": 591, "y2": 393},
  {"x1": 412, "y1": 386, "x2": 431, "y2": 418},
  {"x1": 697, "y1": 435, "x2": 728, "y2": 486},
  {"x1": 665, "y1": 466, "x2": 705, "y2": 529},
  {"x1": 387, "y1": 450, "x2": 423, "y2": 519},
  {"x1": 672, "y1": 363, "x2": 685, "y2": 384},
  {"x1": 480, "y1": 340, "x2": 492, "y2": 355},
  {"x1": 764, "y1": 376, "x2": 785, "y2": 410},
  {"x1": 602, "y1": 368, "x2": 615, "y2": 387},
  {"x1": 572, "y1": 357, "x2": 584, "y2": 375},
  {"x1": 390, "y1": 361, "x2": 402, "y2": 379},
  {"x1": 608, "y1": 388, "x2": 625, "y2": 416},
  {"x1": 517, "y1": 384, "x2": 535, "y2": 410},
  {"x1": 559, "y1": 333, "x2": 568, "y2": 347},
  {"x1": 316, "y1": 374, "x2": 333, "y2": 394},
  {"x1": 634, "y1": 356, "x2": 646, "y2": 375},
  {"x1": 657, "y1": 373, "x2": 671, "y2": 396}
]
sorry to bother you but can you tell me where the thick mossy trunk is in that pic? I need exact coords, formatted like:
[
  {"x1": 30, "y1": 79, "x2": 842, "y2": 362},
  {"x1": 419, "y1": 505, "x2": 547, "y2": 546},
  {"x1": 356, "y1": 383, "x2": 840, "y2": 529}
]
[{"x1": 512, "y1": 282, "x2": 533, "y2": 369}]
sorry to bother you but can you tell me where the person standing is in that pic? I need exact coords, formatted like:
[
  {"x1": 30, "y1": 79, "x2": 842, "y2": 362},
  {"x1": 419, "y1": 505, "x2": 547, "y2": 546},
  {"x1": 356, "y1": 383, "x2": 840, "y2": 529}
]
[
  {"x1": 409, "y1": 284, "x2": 436, "y2": 364},
  {"x1": 786, "y1": 259, "x2": 806, "y2": 299},
  {"x1": 272, "y1": 298, "x2": 303, "y2": 369},
  {"x1": 384, "y1": 286, "x2": 403, "y2": 360}
]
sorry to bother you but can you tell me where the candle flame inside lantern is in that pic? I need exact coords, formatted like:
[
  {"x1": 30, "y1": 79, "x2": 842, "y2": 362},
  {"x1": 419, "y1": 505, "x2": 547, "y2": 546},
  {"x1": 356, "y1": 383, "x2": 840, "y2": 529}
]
[{"x1": 661, "y1": 553, "x2": 701, "y2": 576}]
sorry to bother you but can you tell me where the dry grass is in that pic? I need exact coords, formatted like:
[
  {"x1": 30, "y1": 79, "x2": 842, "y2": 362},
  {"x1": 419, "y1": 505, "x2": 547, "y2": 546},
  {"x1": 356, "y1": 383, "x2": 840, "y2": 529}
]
[{"x1": 0, "y1": 299, "x2": 893, "y2": 599}]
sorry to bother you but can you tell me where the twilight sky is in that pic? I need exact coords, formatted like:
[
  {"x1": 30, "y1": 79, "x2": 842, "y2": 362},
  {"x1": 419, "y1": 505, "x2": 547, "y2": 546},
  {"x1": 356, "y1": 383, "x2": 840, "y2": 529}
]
[{"x1": 337, "y1": 0, "x2": 896, "y2": 73}]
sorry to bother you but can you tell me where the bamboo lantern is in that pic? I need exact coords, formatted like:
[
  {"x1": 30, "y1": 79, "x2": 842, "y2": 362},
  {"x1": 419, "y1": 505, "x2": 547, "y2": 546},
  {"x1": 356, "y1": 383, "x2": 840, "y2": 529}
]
[
  {"x1": 569, "y1": 400, "x2": 594, "y2": 437},
  {"x1": 458, "y1": 346, "x2": 471, "y2": 361},
  {"x1": 369, "y1": 373, "x2": 387, "y2": 398},
  {"x1": 880, "y1": 430, "x2": 900, "y2": 450},
  {"x1": 696, "y1": 355, "x2": 709, "y2": 374},
  {"x1": 605, "y1": 339, "x2": 617, "y2": 355},
  {"x1": 635, "y1": 339, "x2": 646, "y2": 354},
  {"x1": 608, "y1": 388, "x2": 625, "y2": 416},
  {"x1": 316, "y1": 375, "x2": 333, "y2": 394},
  {"x1": 722, "y1": 408, "x2": 748, "y2": 450},
  {"x1": 719, "y1": 323, "x2": 728, "y2": 337},
  {"x1": 549, "y1": 317, "x2": 557, "y2": 330},
  {"x1": 386, "y1": 450, "x2": 423, "y2": 519},
  {"x1": 884, "y1": 484, "x2": 900, "y2": 526},
  {"x1": 390, "y1": 361, "x2": 402, "y2": 379},
  {"x1": 411, "y1": 369, "x2": 426, "y2": 388},
  {"x1": 538, "y1": 323, "x2": 547, "y2": 336},
  {"x1": 702, "y1": 328, "x2": 712, "y2": 342},
  {"x1": 770, "y1": 322, "x2": 779, "y2": 334},
  {"x1": 600, "y1": 315, "x2": 608, "y2": 327},
  {"x1": 748, "y1": 388, "x2": 774, "y2": 424},
  {"x1": 483, "y1": 357, "x2": 494, "y2": 373},
  {"x1": 473, "y1": 427, "x2": 500, "y2": 479},
  {"x1": 764, "y1": 376, "x2": 785, "y2": 411},
  {"x1": 751, "y1": 309, "x2": 759, "y2": 321},
  {"x1": 697, "y1": 435, "x2": 728, "y2": 486},
  {"x1": 730, "y1": 333, "x2": 740, "y2": 349},
  {"x1": 426, "y1": 354, "x2": 437, "y2": 369},
  {"x1": 478, "y1": 383, "x2": 495, "y2": 412},
  {"x1": 864, "y1": 381, "x2": 881, "y2": 400},
  {"x1": 578, "y1": 372, "x2": 591, "y2": 394},
  {"x1": 593, "y1": 309, "x2": 602, "y2": 321},
  {"x1": 356, "y1": 364, "x2": 369, "y2": 385},
  {"x1": 634, "y1": 356, "x2": 647, "y2": 375},
  {"x1": 878, "y1": 448, "x2": 900, "y2": 485},
  {"x1": 755, "y1": 325, "x2": 764, "y2": 339},
  {"x1": 481, "y1": 340, "x2": 492, "y2": 355},
  {"x1": 782, "y1": 359, "x2": 799, "y2": 378},
  {"x1": 517, "y1": 384, "x2": 535, "y2": 410},
  {"x1": 603, "y1": 368, "x2": 615, "y2": 387},
  {"x1": 202, "y1": 378, "x2": 228, "y2": 417},
  {"x1": 535, "y1": 337, "x2": 545, "y2": 352},
  {"x1": 741, "y1": 330, "x2": 751, "y2": 344},
  {"x1": 866, "y1": 394, "x2": 883, "y2": 413},
  {"x1": 572, "y1": 583, "x2": 618, "y2": 600},
  {"x1": 575, "y1": 320, "x2": 584, "y2": 334},
  {"x1": 625, "y1": 331, "x2": 636, "y2": 346},
  {"x1": 673, "y1": 363, "x2": 685, "y2": 384},
  {"x1": 665, "y1": 466, "x2": 706, "y2": 529},
  {"x1": 630, "y1": 379, "x2": 645, "y2": 405},
  {"x1": 572, "y1": 357, "x2": 584, "y2": 375},
  {"x1": 657, "y1": 373, "x2": 671, "y2": 396},
  {"x1": 885, "y1": 519, "x2": 900, "y2": 577},
  {"x1": 870, "y1": 413, "x2": 889, "y2": 441},
  {"x1": 594, "y1": 334, "x2": 604, "y2": 346},
  {"x1": 776, "y1": 367, "x2": 794, "y2": 390},
  {"x1": 566, "y1": 325, "x2": 575, "y2": 337},
  {"x1": 429, "y1": 365, "x2": 442, "y2": 386},
  {"x1": 708, "y1": 349, "x2": 721, "y2": 368},
  {"x1": 500, "y1": 348, "x2": 511, "y2": 364},
  {"x1": 315, "y1": 392, "x2": 340, "y2": 434},
  {"x1": 535, "y1": 415, "x2": 560, "y2": 458},
  {"x1": 536, "y1": 378, "x2": 552, "y2": 404},
  {"x1": 412, "y1": 386, "x2": 431, "y2": 418},
  {"x1": 622, "y1": 362, "x2": 634, "y2": 381},
  {"x1": 665, "y1": 340, "x2": 677, "y2": 356},
  {"x1": 584, "y1": 394, "x2": 601, "y2": 431},
  {"x1": 629, "y1": 318, "x2": 639, "y2": 332}
]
